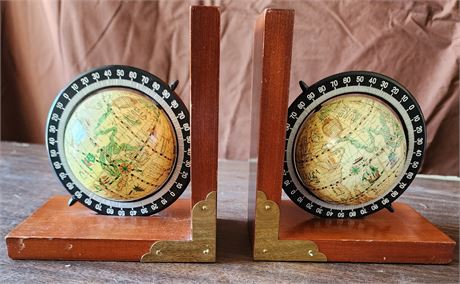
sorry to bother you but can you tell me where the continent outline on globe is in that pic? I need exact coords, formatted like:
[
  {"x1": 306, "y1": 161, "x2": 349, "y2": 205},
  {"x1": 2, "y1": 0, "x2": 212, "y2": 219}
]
[
  {"x1": 64, "y1": 87, "x2": 178, "y2": 202},
  {"x1": 283, "y1": 71, "x2": 426, "y2": 218},
  {"x1": 46, "y1": 65, "x2": 191, "y2": 216},
  {"x1": 294, "y1": 95, "x2": 407, "y2": 206}
]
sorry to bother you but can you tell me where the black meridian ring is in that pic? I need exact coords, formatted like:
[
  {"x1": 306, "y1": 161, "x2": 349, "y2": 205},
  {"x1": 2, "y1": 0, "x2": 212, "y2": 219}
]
[
  {"x1": 283, "y1": 71, "x2": 426, "y2": 218},
  {"x1": 46, "y1": 65, "x2": 190, "y2": 216}
]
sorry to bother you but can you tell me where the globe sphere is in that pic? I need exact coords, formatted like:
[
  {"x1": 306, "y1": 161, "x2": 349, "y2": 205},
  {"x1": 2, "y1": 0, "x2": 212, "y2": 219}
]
[
  {"x1": 64, "y1": 87, "x2": 176, "y2": 201},
  {"x1": 294, "y1": 95, "x2": 407, "y2": 205}
]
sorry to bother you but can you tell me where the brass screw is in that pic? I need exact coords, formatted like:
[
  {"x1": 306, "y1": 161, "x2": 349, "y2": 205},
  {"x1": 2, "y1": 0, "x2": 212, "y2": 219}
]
[
  {"x1": 155, "y1": 249, "x2": 162, "y2": 256},
  {"x1": 265, "y1": 204, "x2": 271, "y2": 210},
  {"x1": 202, "y1": 205, "x2": 208, "y2": 211},
  {"x1": 262, "y1": 249, "x2": 268, "y2": 254},
  {"x1": 308, "y1": 250, "x2": 314, "y2": 257},
  {"x1": 203, "y1": 248, "x2": 210, "y2": 255}
]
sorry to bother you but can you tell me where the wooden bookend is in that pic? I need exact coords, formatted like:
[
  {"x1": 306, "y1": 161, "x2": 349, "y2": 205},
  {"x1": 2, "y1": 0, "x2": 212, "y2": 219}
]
[
  {"x1": 248, "y1": 8, "x2": 324, "y2": 262},
  {"x1": 142, "y1": 5, "x2": 220, "y2": 263},
  {"x1": 247, "y1": 8, "x2": 455, "y2": 263},
  {"x1": 6, "y1": 5, "x2": 220, "y2": 263}
]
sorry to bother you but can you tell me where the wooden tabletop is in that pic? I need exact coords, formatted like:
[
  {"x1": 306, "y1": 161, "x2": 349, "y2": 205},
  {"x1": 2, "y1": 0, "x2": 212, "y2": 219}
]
[{"x1": 1, "y1": 142, "x2": 458, "y2": 283}]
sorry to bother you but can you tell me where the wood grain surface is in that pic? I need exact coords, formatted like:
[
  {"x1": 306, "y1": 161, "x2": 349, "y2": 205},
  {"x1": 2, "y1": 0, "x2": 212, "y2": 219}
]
[
  {"x1": 248, "y1": 8, "x2": 294, "y2": 205},
  {"x1": 248, "y1": 9, "x2": 294, "y2": 247},
  {"x1": 190, "y1": 6, "x2": 220, "y2": 206},
  {"x1": 1, "y1": 142, "x2": 458, "y2": 283},
  {"x1": 5, "y1": 196, "x2": 191, "y2": 261},
  {"x1": 280, "y1": 201, "x2": 455, "y2": 263}
]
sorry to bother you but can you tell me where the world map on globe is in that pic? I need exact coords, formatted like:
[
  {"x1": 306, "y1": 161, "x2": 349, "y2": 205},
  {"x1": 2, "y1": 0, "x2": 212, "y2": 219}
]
[
  {"x1": 64, "y1": 87, "x2": 177, "y2": 202},
  {"x1": 294, "y1": 95, "x2": 407, "y2": 205}
]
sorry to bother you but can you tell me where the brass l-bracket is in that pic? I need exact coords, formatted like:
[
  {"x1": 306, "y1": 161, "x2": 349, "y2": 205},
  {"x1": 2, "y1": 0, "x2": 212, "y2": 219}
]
[
  {"x1": 254, "y1": 191, "x2": 327, "y2": 261},
  {"x1": 141, "y1": 191, "x2": 216, "y2": 262}
]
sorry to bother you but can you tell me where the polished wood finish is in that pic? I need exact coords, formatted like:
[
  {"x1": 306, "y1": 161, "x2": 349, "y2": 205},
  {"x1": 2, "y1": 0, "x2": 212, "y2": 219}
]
[
  {"x1": 190, "y1": 6, "x2": 220, "y2": 206},
  {"x1": 280, "y1": 201, "x2": 456, "y2": 263},
  {"x1": 6, "y1": 196, "x2": 191, "y2": 261},
  {"x1": 248, "y1": 9, "x2": 294, "y2": 243},
  {"x1": 1, "y1": 143, "x2": 458, "y2": 281}
]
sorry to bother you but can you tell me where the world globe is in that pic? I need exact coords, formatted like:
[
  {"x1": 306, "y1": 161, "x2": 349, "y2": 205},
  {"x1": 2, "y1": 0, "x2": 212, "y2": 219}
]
[
  {"x1": 294, "y1": 95, "x2": 407, "y2": 205},
  {"x1": 64, "y1": 87, "x2": 177, "y2": 202}
]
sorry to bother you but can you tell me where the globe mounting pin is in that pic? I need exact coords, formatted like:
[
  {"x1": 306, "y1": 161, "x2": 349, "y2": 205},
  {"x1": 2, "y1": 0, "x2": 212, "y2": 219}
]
[
  {"x1": 299, "y1": 80, "x2": 309, "y2": 93},
  {"x1": 169, "y1": 80, "x2": 179, "y2": 91}
]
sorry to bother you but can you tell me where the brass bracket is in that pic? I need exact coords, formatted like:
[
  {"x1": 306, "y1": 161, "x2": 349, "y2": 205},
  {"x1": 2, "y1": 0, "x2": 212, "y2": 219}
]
[
  {"x1": 141, "y1": 191, "x2": 216, "y2": 262},
  {"x1": 254, "y1": 191, "x2": 327, "y2": 261}
]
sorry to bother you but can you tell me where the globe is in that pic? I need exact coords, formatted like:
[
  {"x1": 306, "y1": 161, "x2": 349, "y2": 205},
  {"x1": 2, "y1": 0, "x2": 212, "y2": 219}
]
[
  {"x1": 294, "y1": 95, "x2": 407, "y2": 205},
  {"x1": 64, "y1": 87, "x2": 177, "y2": 202}
]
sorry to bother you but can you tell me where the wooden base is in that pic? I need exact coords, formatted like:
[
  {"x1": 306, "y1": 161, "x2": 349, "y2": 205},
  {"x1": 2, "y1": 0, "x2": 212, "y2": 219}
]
[
  {"x1": 6, "y1": 196, "x2": 191, "y2": 261},
  {"x1": 279, "y1": 200, "x2": 456, "y2": 264}
]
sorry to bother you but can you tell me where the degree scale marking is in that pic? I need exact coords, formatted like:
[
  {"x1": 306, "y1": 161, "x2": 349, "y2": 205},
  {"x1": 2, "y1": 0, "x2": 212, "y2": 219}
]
[
  {"x1": 46, "y1": 66, "x2": 191, "y2": 216},
  {"x1": 283, "y1": 72, "x2": 425, "y2": 218}
]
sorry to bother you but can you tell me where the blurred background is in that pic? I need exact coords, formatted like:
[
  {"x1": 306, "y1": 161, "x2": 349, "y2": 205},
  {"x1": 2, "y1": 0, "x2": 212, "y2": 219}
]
[{"x1": 1, "y1": 0, "x2": 458, "y2": 176}]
